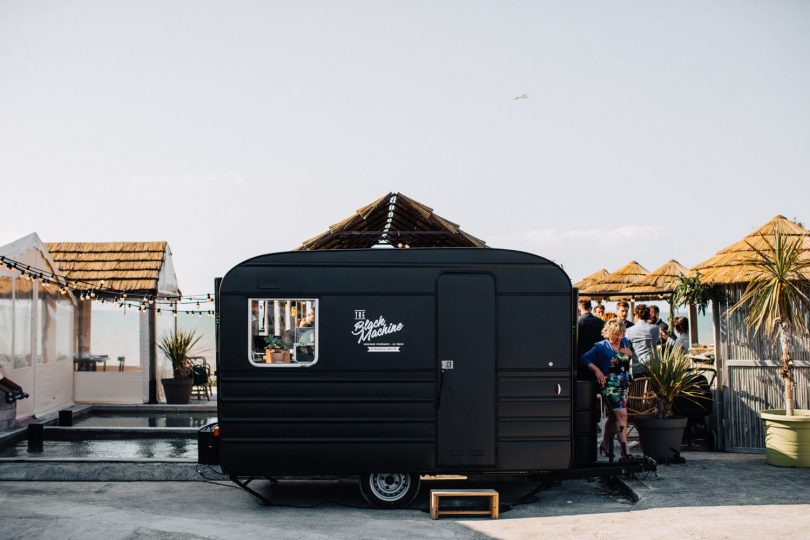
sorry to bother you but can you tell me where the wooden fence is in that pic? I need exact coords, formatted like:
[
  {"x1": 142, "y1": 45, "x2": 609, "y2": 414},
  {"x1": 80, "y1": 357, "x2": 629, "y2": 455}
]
[{"x1": 716, "y1": 286, "x2": 810, "y2": 451}]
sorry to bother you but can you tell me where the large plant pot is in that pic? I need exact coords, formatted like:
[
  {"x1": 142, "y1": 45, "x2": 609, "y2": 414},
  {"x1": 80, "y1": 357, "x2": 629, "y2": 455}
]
[
  {"x1": 760, "y1": 410, "x2": 810, "y2": 468},
  {"x1": 162, "y1": 378, "x2": 193, "y2": 404},
  {"x1": 636, "y1": 416, "x2": 688, "y2": 461}
]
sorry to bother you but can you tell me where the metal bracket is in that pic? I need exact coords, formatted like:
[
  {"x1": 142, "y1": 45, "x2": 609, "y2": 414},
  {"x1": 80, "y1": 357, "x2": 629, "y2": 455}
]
[{"x1": 231, "y1": 475, "x2": 274, "y2": 506}]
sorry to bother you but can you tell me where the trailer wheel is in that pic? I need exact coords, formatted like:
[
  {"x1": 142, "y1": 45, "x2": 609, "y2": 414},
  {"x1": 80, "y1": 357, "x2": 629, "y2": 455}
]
[{"x1": 359, "y1": 472, "x2": 421, "y2": 508}]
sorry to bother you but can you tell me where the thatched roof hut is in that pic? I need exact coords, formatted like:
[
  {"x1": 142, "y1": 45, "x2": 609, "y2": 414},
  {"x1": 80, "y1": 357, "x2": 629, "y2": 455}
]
[
  {"x1": 45, "y1": 241, "x2": 180, "y2": 296},
  {"x1": 296, "y1": 192, "x2": 486, "y2": 250},
  {"x1": 691, "y1": 215, "x2": 810, "y2": 284},
  {"x1": 580, "y1": 261, "x2": 649, "y2": 298},
  {"x1": 691, "y1": 215, "x2": 810, "y2": 453},
  {"x1": 573, "y1": 268, "x2": 610, "y2": 291},
  {"x1": 43, "y1": 241, "x2": 181, "y2": 404},
  {"x1": 624, "y1": 259, "x2": 691, "y2": 299}
]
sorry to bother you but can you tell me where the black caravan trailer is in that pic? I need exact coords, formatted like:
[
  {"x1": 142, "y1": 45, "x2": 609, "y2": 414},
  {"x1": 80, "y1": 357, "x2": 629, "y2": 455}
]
[{"x1": 200, "y1": 248, "x2": 651, "y2": 507}]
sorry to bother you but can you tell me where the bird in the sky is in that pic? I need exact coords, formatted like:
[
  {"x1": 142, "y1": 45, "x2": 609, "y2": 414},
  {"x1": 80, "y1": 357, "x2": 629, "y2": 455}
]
[{"x1": 514, "y1": 93, "x2": 529, "y2": 100}]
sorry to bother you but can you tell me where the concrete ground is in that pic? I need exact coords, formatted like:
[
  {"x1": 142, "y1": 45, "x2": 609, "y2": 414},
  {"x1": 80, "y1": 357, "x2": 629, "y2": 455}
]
[{"x1": 2, "y1": 451, "x2": 810, "y2": 539}]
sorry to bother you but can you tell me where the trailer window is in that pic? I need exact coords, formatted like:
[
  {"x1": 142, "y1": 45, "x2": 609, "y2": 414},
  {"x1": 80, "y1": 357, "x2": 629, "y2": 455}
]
[{"x1": 249, "y1": 299, "x2": 318, "y2": 367}]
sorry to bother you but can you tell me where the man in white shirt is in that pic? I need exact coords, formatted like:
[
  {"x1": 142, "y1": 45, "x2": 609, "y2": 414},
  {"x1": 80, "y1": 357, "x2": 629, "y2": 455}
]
[{"x1": 625, "y1": 304, "x2": 660, "y2": 375}]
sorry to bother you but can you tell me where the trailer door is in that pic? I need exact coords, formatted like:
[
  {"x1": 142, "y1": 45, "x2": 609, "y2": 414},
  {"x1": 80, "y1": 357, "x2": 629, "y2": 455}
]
[{"x1": 437, "y1": 274, "x2": 496, "y2": 467}]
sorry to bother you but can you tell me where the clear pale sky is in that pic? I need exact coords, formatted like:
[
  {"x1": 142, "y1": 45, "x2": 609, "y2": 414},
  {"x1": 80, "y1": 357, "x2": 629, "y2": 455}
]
[{"x1": 2, "y1": 1, "x2": 808, "y2": 295}]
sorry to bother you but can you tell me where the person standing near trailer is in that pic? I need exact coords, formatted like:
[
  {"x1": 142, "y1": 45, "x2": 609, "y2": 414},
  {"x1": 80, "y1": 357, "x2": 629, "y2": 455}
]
[
  {"x1": 581, "y1": 319, "x2": 636, "y2": 461},
  {"x1": 625, "y1": 304, "x2": 660, "y2": 376},
  {"x1": 576, "y1": 299, "x2": 604, "y2": 381},
  {"x1": 616, "y1": 301, "x2": 633, "y2": 329}
]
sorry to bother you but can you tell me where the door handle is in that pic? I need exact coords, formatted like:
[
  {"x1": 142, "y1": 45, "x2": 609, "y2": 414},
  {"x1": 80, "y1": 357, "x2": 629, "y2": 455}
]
[
  {"x1": 437, "y1": 360, "x2": 453, "y2": 409},
  {"x1": 555, "y1": 384, "x2": 562, "y2": 396}
]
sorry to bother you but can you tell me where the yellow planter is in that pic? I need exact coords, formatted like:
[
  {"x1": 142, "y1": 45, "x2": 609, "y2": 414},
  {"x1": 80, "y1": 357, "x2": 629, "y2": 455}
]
[{"x1": 760, "y1": 409, "x2": 810, "y2": 467}]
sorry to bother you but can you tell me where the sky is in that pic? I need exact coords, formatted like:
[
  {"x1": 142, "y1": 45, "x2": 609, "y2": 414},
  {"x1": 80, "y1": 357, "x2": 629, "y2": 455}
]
[{"x1": 1, "y1": 1, "x2": 809, "y2": 295}]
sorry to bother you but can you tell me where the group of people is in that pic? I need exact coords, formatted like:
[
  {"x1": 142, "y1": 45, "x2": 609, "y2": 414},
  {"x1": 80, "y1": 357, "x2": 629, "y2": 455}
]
[{"x1": 576, "y1": 298, "x2": 692, "y2": 461}]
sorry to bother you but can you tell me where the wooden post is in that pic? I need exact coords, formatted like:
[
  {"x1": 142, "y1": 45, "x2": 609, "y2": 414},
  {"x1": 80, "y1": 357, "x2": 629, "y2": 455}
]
[
  {"x1": 668, "y1": 296, "x2": 675, "y2": 331},
  {"x1": 76, "y1": 299, "x2": 92, "y2": 355},
  {"x1": 712, "y1": 297, "x2": 725, "y2": 451},
  {"x1": 148, "y1": 303, "x2": 158, "y2": 404},
  {"x1": 689, "y1": 304, "x2": 699, "y2": 345}
]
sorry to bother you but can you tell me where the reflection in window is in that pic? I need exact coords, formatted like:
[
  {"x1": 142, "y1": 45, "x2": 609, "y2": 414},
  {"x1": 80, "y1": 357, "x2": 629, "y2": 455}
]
[{"x1": 249, "y1": 299, "x2": 317, "y2": 366}]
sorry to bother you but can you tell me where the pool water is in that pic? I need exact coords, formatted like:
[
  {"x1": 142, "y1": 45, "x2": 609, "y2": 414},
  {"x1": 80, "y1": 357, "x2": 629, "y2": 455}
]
[
  {"x1": 73, "y1": 414, "x2": 217, "y2": 428},
  {"x1": 0, "y1": 438, "x2": 197, "y2": 459}
]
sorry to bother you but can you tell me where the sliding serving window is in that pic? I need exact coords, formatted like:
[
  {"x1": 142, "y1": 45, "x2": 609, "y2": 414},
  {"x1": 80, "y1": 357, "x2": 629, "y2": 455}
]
[{"x1": 249, "y1": 299, "x2": 318, "y2": 367}]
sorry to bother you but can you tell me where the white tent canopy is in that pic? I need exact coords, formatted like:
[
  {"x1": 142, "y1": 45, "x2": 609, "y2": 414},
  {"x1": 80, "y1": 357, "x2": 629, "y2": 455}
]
[{"x1": 0, "y1": 233, "x2": 76, "y2": 420}]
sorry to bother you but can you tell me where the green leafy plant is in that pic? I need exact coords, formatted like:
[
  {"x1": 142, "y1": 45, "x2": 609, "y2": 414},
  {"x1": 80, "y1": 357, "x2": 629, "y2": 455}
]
[
  {"x1": 729, "y1": 228, "x2": 810, "y2": 416},
  {"x1": 264, "y1": 335, "x2": 285, "y2": 352},
  {"x1": 673, "y1": 271, "x2": 723, "y2": 315},
  {"x1": 642, "y1": 345, "x2": 709, "y2": 418},
  {"x1": 157, "y1": 329, "x2": 202, "y2": 379}
]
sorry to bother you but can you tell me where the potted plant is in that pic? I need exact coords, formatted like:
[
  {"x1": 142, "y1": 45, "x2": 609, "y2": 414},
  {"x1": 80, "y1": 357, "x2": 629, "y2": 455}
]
[
  {"x1": 635, "y1": 345, "x2": 709, "y2": 462},
  {"x1": 264, "y1": 335, "x2": 287, "y2": 363},
  {"x1": 158, "y1": 329, "x2": 202, "y2": 404},
  {"x1": 729, "y1": 227, "x2": 810, "y2": 467}
]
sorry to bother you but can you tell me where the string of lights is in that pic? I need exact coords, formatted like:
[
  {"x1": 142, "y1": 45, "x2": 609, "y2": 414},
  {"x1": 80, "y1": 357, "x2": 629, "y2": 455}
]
[{"x1": 0, "y1": 254, "x2": 216, "y2": 316}]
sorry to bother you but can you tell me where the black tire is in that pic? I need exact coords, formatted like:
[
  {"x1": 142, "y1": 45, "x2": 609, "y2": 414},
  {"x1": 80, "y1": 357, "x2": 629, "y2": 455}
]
[{"x1": 358, "y1": 472, "x2": 421, "y2": 509}]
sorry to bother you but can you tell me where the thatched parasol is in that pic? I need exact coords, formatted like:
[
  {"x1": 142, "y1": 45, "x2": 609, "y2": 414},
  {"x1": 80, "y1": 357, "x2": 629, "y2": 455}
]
[
  {"x1": 580, "y1": 261, "x2": 650, "y2": 298},
  {"x1": 573, "y1": 268, "x2": 610, "y2": 291},
  {"x1": 691, "y1": 215, "x2": 810, "y2": 285},
  {"x1": 624, "y1": 259, "x2": 691, "y2": 299},
  {"x1": 296, "y1": 192, "x2": 487, "y2": 250}
]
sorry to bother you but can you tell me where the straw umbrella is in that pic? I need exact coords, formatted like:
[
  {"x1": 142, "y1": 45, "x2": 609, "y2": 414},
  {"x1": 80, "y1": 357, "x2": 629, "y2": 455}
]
[
  {"x1": 581, "y1": 261, "x2": 650, "y2": 299},
  {"x1": 624, "y1": 259, "x2": 693, "y2": 340},
  {"x1": 573, "y1": 268, "x2": 610, "y2": 292},
  {"x1": 692, "y1": 215, "x2": 810, "y2": 284}
]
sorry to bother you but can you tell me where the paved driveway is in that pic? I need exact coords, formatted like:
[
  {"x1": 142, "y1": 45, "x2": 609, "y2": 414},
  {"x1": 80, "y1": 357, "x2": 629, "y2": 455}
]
[{"x1": 2, "y1": 452, "x2": 810, "y2": 539}]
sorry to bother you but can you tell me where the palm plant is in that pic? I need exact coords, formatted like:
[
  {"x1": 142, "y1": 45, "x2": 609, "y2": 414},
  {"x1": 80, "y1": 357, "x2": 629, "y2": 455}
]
[
  {"x1": 642, "y1": 345, "x2": 709, "y2": 418},
  {"x1": 158, "y1": 329, "x2": 202, "y2": 379},
  {"x1": 264, "y1": 335, "x2": 284, "y2": 352},
  {"x1": 729, "y1": 227, "x2": 810, "y2": 416}
]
